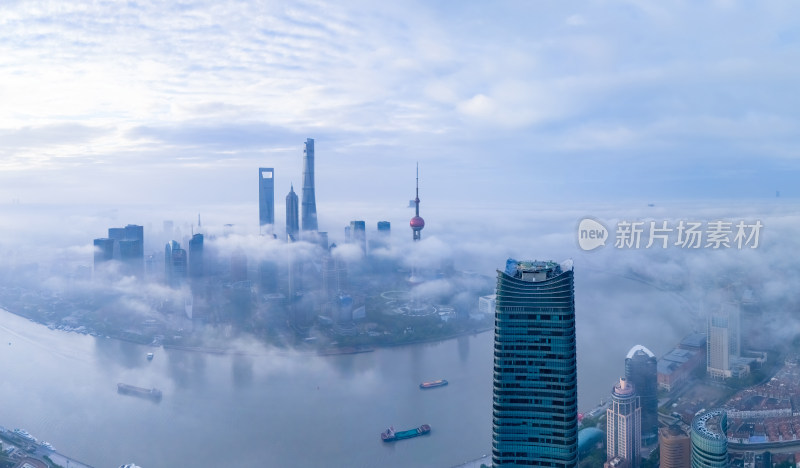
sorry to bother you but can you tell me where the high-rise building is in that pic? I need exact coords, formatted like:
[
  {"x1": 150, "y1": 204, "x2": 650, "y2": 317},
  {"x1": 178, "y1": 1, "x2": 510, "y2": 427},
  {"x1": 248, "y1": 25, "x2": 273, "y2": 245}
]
[
  {"x1": 491, "y1": 259, "x2": 578, "y2": 467},
  {"x1": 101, "y1": 224, "x2": 144, "y2": 276},
  {"x1": 707, "y1": 302, "x2": 742, "y2": 379},
  {"x1": 301, "y1": 138, "x2": 318, "y2": 232},
  {"x1": 371, "y1": 221, "x2": 391, "y2": 251},
  {"x1": 349, "y1": 220, "x2": 366, "y2": 254},
  {"x1": 625, "y1": 345, "x2": 658, "y2": 445},
  {"x1": 606, "y1": 378, "x2": 641, "y2": 468},
  {"x1": 410, "y1": 163, "x2": 424, "y2": 241},
  {"x1": 259, "y1": 168, "x2": 275, "y2": 231},
  {"x1": 188, "y1": 233, "x2": 204, "y2": 279},
  {"x1": 286, "y1": 184, "x2": 299, "y2": 241},
  {"x1": 93, "y1": 238, "x2": 114, "y2": 269},
  {"x1": 660, "y1": 425, "x2": 691, "y2": 468},
  {"x1": 165, "y1": 240, "x2": 187, "y2": 288},
  {"x1": 690, "y1": 410, "x2": 728, "y2": 468}
]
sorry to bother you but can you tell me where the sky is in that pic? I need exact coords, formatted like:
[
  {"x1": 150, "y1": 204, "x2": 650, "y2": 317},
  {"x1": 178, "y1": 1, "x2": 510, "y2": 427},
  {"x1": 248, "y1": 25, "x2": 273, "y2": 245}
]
[{"x1": 1, "y1": 0, "x2": 800, "y2": 214}]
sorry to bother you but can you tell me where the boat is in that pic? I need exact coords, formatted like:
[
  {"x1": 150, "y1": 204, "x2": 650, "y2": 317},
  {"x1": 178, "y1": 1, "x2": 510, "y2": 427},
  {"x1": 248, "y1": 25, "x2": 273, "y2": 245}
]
[
  {"x1": 117, "y1": 383, "x2": 163, "y2": 401},
  {"x1": 146, "y1": 352, "x2": 154, "y2": 361},
  {"x1": 381, "y1": 424, "x2": 431, "y2": 442},
  {"x1": 12, "y1": 428, "x2": 37, "y2": 443},
  {"x1": 419, "y1": 379, "x2": 448, "y2": 389},
  {"x1": 40, "y1": 441, "x2": 56, "y2": 451},
  {"x1": 317, "y1": 345, "x2": 375, "y2": 356}
]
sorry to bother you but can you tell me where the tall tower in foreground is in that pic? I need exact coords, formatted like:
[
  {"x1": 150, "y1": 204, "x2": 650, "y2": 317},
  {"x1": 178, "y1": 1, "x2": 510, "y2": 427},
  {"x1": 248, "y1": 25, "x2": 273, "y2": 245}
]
[
  {"x1": 258, "y1": 168, "x2": 275, "y2": 231},
  {"x1": 606, "y1": 378, "x2": 641, "y2": 468},
  {"x1": 410, "y1": 163, "x2": 424, "y2": 241},
  {"x1": 301, "y1": 138, "x2": 318, "y2": 232},
  {"x1": 492, "y1": 259, "x2": 578, "y2": 467}
]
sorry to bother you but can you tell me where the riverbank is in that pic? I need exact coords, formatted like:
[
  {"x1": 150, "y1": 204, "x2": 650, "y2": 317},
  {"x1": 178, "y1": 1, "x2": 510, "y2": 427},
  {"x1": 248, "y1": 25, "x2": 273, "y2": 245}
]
[{"x1": 0, "y1": 302, "x2": 492, "y2": 357}]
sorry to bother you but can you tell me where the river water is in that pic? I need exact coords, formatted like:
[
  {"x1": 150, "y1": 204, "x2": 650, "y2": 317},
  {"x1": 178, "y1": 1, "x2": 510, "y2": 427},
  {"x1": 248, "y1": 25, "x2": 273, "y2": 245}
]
[{"x1": 0, "y1": 270, "x2": 689, "y2": 468}]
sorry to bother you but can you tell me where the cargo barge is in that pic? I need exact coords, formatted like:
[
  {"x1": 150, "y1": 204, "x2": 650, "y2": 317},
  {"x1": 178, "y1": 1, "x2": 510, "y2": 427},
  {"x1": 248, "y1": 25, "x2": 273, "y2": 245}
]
[
  {"x1": 381, "y1": 424, "x2": 431, "y2": 442},
  {"x1": 117, "y1": 383, "x2": 162, "y2": 401}
]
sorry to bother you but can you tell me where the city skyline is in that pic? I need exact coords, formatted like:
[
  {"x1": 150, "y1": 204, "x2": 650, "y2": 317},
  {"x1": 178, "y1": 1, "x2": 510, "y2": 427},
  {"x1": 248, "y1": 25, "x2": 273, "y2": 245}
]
[{"x1": 1, "y1": 2, "x2": 800, "y2": 467}]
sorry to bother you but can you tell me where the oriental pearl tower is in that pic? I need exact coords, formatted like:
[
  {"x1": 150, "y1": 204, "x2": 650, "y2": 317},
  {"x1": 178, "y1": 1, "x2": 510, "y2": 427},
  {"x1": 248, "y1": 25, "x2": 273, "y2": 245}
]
[{"x1": 410, "y1": 163, "x2": 424, "y2": 241}]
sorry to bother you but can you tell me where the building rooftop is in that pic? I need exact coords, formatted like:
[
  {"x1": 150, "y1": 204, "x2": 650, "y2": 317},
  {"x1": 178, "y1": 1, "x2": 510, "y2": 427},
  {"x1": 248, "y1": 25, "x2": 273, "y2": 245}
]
[
  {"x1": 680, "y1": 332, "x2": 707, "y2": 349},
  {"x1": 657, "y1": 348, "x2": 697, "y2": 375},
  {"x1": 627, "y1": 344, "x2": 655, "y2": 359},
  {"x1": 612, "y1": 378, "x2": 636, "y2": 398},
  {"x1": 503, "y1": 258, "x2": 566, "y2": 282},
  {"x1": 692, "y1": 410, "x2": 727, "y2": 441}
]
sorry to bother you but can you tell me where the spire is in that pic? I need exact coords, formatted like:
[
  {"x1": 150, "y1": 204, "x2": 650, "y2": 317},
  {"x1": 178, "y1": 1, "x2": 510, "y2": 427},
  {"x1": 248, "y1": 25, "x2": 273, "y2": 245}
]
[{"x1": 415, "y1": 162, "x2": 420, "y2": 217}]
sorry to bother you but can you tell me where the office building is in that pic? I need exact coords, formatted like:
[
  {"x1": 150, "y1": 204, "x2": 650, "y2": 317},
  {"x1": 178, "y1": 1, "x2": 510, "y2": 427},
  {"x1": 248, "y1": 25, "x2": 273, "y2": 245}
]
[
  {"x1": 349, "y1": 221, "x2": 366, "y2": 254},
  {"x1": 625, "y1": 345, "x2": 658, "y2": 445},
  {"x1": 660, "y1": 425, "x2": 691, "y2": 468},
  {"x1": 301, "y1": 138, "x2": 318, "y2": 232},
  {"x1": 93, "y1": 238, "x2": 114, "y2": 269},
  {"x1": 491, "y1": 259, "x2": 578, "y2": 467},
  {"x1": 606, "y1": 378, "x2": 641, "y2": 468},
  {"x1": 370, "y1": 221, "x2": 391, "y2": 251},
  {"x1": 708, "y1": 302, "x2": 742, "y2": 379},
  {"x1": 165, "y1": 241, "x2": 187, "y2": 287},
  {"x1": 410, "y1": 163, "x2": 424, "y2": 241},
  {"x1": 259, "y1": 168, "x2": 275, "y2": 231},
  {"x1": 96, "y1": 224, "x2": 144, "y2": 277},
  {"x1": 286, "y1": 184, "x2": 299, "y2": 241},
  {"x1": 690, "y1": 410, "x2": 728, "y2": 467},
  {"x1": 188, "y1": 233, "x2": 203, "y2": 279}
]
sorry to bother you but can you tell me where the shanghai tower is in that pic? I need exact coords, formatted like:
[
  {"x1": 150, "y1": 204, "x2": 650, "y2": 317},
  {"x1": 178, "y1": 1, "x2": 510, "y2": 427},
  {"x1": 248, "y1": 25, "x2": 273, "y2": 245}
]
[{"x1": 301, "y1": 138, "x2": 318, "y2": 232}]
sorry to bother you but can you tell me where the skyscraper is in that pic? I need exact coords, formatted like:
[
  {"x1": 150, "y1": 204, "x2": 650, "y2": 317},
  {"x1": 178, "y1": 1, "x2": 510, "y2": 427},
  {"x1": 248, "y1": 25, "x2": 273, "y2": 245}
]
[
  {"x1": 301, "y1": 138, "x2": 318, "y2": 232},
  {"x1": 606, "y1": 378, "x2": 642, "y2": 468},
  {"x1": 625, "y1": 345, "x2": 658, "y2": 445},
  {"x1": 410, "y1": 163, "x2": 424, "y2": 241},
  {"x1": 165, "y1": 240, "x2": 187, "y2": 288},
  {"x1": 377, "y1": 221, "x2": 390, "y2": 234},
  {"x1": 349, "y1": 220, "x2": 366, "y2": 254},
  {"x1": 690, "y1": 410, "x2": 728, "y2": 468},
  {"x1": 188, "y1": 233, "x2": 204, "y2": 279},
  {"x1": 660, "y1": 425, "x2": 691, "y2": 468},
  {"x1": 93, "y1": 238, "x2": 114, "y2": 269},
  {"x1": 707, "y1": 302, "x2": 742, "y2": 379},
  {"x1": 102, "y1": 224, "x2": 144, "y2": 276},
  {"x1": 286, "y1": 184, "x2": 299, "y2": 241},
  {"x1": 259, "y1": 168, "x2": 275, "y2": 231},
  {"x1": 492, "y1": 259, "x2": 578, "y2": 467}
]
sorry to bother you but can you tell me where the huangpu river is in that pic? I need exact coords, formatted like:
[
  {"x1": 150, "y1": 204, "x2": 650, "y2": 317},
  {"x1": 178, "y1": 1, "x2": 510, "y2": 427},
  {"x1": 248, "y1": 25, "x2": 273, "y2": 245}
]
[{"x1": 0, "y1": 271, "x2": 688, "y2": 467}]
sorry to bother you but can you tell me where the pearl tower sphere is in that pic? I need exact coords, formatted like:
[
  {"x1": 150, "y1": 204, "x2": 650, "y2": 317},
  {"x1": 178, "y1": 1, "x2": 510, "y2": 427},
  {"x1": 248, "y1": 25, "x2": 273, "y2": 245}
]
[{"x1": 410, "y1": 164, "x2": 424, "y2": 241}]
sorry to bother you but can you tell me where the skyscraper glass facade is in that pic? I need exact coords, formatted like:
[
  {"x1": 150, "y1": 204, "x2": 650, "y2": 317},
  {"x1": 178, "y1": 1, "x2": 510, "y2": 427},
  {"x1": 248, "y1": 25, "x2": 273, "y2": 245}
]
[
  {"x1": 259, "y1": 168, "x2": 275, "y2": 229},
  {"x1": 492, "y1": 259, "x2": 578, "y2": 467}
]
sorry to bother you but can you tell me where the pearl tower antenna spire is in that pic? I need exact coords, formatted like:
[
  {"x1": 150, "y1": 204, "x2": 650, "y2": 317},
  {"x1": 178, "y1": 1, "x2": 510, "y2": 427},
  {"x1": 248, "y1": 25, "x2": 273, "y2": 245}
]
[{"x1": 410, "y1": 163, "x2": 425, "y2": 241}]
